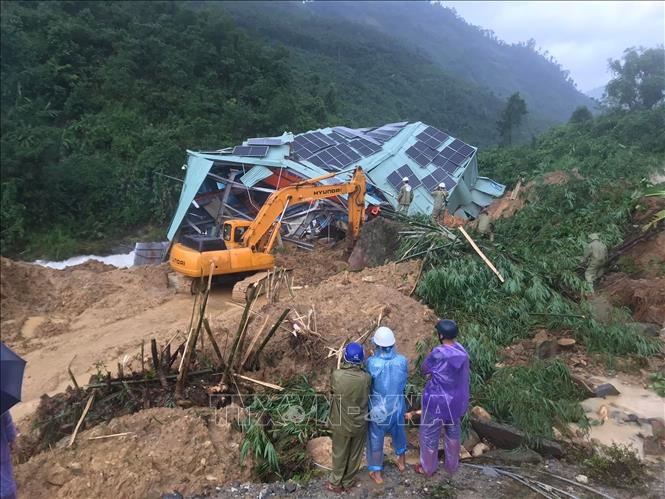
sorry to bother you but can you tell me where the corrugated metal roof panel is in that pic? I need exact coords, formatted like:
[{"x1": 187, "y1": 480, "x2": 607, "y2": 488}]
[{"x1": 239, "y1": 165, "x2": 273, "y2": 187}]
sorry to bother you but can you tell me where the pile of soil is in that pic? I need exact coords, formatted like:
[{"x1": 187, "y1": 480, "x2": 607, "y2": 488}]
[
  {"x1": 602, "y1": 273, "x2": 665, "y2": 326},
  {"x1": 275, "y1": 242, "x2": 349, "y2": 286},
  {"x1": 14, "y1": 406, "x2": 251, "y2": 499},
  {"x1": 210, "y1": 260, "x2": 435, "y2": 391},
  {"x1": 0, "y1": 257, "x2": 172, "y2": 349},
  {"x1": 348, "y1": 217, "x2": 403, "y2": 271}
]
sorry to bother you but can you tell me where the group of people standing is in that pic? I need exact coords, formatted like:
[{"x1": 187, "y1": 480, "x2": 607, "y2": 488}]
[
  {"x1": 327, "y1": 319, "x2": 470, "y2": 493},
  {"x1": 397, "y1": 177, "x2": 449, "y2": 222}
]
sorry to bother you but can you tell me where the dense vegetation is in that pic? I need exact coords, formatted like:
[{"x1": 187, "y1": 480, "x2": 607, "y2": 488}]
[
  {"x1": 408, "y1": 106, "x2": 664, "y2": 442},
  {"x1": 1, "y1": 1, "x2": 344, "y2": 257}
]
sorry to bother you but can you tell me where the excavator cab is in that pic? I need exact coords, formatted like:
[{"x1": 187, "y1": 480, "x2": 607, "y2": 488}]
[{"x1": 221, "y1": 220, "x2": 251, "y2": 249}]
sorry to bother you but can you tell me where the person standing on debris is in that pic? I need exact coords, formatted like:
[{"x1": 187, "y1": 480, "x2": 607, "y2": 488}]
[
  {"x1": 583, "y1": 233, "x2": 608, "y2": 291},
  {"x1": 1, "y1": 410, "x2": 18, "y2": 499},
  {"x1": 327, "y1": 342, "x2": 371, "y2": 493},
  {"x1": 430, "y1": 183, "x2": 449, "y2": 223},
  {"x1": 366, "y1": 327, "x2": 409, "y2": 485},
  {"x1": 397, "y1": 177, "x2": 413, "y2": 214},
  {"x1": 416, "y1": 319, "x2": 470, "y2": 477},
  {"x1": 476, "y1": 206, "x2": 494, "y2": 242}
]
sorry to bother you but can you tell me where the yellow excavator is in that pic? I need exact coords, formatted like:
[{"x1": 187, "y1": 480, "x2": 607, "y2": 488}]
[{"x1": 169, "y1": 167, "x2": 367, "y2": 299}]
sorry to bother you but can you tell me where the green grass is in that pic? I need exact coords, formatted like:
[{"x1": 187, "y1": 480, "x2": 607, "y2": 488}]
[{"x1": 583, "y1": 443, "x2": 645, "y2": 487}]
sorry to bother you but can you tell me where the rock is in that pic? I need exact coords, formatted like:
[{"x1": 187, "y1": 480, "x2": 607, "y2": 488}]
[
  {"x1": 306, "y1": 436, "x2": 332, "y2": 469},
  {"x1": 460, "y1": 447, "x2": 472, "y2": 460},
  {"x1": 626, "y1": 322, "x2": 662, "y2": 337},
  {"x1": 471, "y1": 406, "x2": 492, "y2": 421},
  {"x1": 284, "y1": 482, "x2": 297, "y2": 493},
  {"x1": 587, "y1": 295, "x2": 614, "y2": 324},
  {"x1": 535, "y1": 339, "x2": 559, "y2": 359},
  {"x1": 162, "y1": 493, "x2": 183, "y2": 499},
  {"x1": 597, "y1": 405, "x2": 609, "y2": 421},
  {"x1": 472, "y1": 442, "x2": 490, "y2": 457},
  {"x1": 649, "y1": 418, "x2": 665, "y2": 440},
  {"x1": 557, "y1": 338, "x2": 576, "y2": 348},
  {"x1": 348, "y1": 217, "x2": 403, "y2": 271},
  {"x1": 68, "y1": 462, "x2": 82, "y2": 475},
  {"x1": 575, "y1": 474, "x2": 589, "y2": 484},
  {"x1": 643, "y1": 436, "x2": 665, "y2": 456},
  {"x1": 624, "y1": 413, "x2": 639, "y2": 423},
  {"x1": 46, "y1": 463, "x2": 72, "y2": 486},
  {"x1": 593, "y1": 383, "x2": 620, "y2": 398},
  {"x1": 482, "y1": 449, "x2": 543, "y2": 464},
  {"x1": 552, "y1": 427, "x2": 562, "y2": 440},
  {"x1": 471, "y1": 417, "x2": 564, "y2": 458},
  {"x1": 463, "y1": 429, "x2": 480, "y2": 451}
]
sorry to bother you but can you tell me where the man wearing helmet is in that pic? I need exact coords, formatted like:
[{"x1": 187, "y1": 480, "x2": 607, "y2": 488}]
[
  {"x1": 327, "y1": 343, "x2": 371, "y2": 493},
  {"x1": 416, "y1": 319, "x2": 470, "y2": 477},
  {"x1": 366, "y1": 327, "x2": 409, "y2": 484},
  {"x1": 397, "y1": 177, "x2": 413, "y2": 214},
  {"x1": 430, "y1": 183, "x2": 449, "y2": 223}
]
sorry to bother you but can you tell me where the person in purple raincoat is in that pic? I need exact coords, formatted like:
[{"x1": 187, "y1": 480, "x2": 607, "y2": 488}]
[
  {"x1": 416, "y1": 319, "x2": 470, "y2": 477},
  {"x1": 1, "y1": 410, "x2": 17, "y2": 499}
]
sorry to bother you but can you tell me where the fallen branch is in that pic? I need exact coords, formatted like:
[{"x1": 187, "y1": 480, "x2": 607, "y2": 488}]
[
  {"x1": 86, "y1": 369, "x2": 213, "y2": 388},
  {"x1": 68, "y1": 393, "x2": 95, "y2": 447},
  {"x1": 234, "y1": 373, "x2": 284, "y2": 391},
  {"x1": 458, "y1": 226, "x2": 505, "y2": 283},
  {"x1": 247, "y1": 308, "x2": 291, "y2": 369},
  {"x1": 87, "y1": 432, "x2": 134, "y2": 441},
  {"x1": 224, "y1": 289, "x2": 257, "y2": 385},
  {"x1": 203, "y1": 318, "x2": 225, "y2": 369},
  {"x1": 241, "y1": 314, "x2": 270, "y2": 369},
  {"x1": 67, "y1": 355, "x2": 80, "y2": 390}
]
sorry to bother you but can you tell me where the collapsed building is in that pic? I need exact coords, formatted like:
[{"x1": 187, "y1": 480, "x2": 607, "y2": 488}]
[{"x1": 167, "y1": 121, "x2": 505, "y2": 246}]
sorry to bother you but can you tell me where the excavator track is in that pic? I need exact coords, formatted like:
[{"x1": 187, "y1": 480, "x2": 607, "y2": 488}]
[{"x1": 231, "y1": 271, "x2": 270, "y2": 303}]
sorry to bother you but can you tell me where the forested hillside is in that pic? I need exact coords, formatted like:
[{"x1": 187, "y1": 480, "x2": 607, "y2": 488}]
[{"x1": 299, "y1": 1, "x2": 596, "y2": 125}]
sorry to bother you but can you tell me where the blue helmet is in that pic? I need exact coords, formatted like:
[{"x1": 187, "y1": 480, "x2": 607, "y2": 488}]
[
  {"x1": 436, "y1": 319, "x2": 458, "y2": 340},
  {"x1": 344, "y1": 342, "x2": 364, "y2": 364}
]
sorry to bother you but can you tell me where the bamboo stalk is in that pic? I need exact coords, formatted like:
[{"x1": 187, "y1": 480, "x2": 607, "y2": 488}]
[
  {"x1": 247, "y1": 308, "x2": 290, "y2": 369},
  {"x1": 223, "y1": 289, "x2": 256, "y2": 385},
  {"x1": 203, "y1": 318, "x2": 225, "y2": 369},
  {"x1": 241, "y1": 314, "x2": 271, "y2": 369},
  {"x1": 68, "y1": 393, "x2": 95, "y2": 447},
  {"x1": 458, "y1": 226, "x2": 505, "y2": 282}
]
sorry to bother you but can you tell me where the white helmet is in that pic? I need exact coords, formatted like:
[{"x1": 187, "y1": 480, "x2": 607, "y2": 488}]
[
  {"x1": 402, "y1": 177, "x2": 409, "y2": 182},
  {"x1": 439, "y1": 182, "x2": 446, "y2": 188},
  {"x1": 373, "y1": 326, "x2": 396, "y2": 347}
]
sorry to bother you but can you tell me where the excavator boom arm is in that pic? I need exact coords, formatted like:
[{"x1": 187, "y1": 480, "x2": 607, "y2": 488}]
[{"x1": 242, "y1": 167, "x2": 366, "y2": 251}]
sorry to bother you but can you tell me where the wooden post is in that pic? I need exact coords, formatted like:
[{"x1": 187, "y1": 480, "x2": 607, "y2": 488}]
[
  {"x1": 241, "y1": 314, "x2": 271, "y2": 370},
  {"x1": 458, "y1": 227, "x2": 505, "y2": 283},
  {"x1": 67, "y1": 356, "x2": 80, "y2": 390},
  {"x1": 68, "y1": 393, "x2": 94, "y2": 447},
  {"x1": 247, "y1": 308, "x2": 290, "y2": 370}
]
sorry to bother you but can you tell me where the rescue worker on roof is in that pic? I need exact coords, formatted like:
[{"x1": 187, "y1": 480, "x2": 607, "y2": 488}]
[
  {"x1": 366, "y1": 327, "x2": 408, "y2": 485},
  {"x1": 416, "y1": 319, "x2": 470, "y2": 477},
  {"x1": 397, "y1": 177, "x2": 412, "y2": 214},
  {"x1": 583, "y1": 233, "x2": 608, "y2": 292},
  {"x1": 327, "y1": 342, "x2": 371, "y2": 493},
  {"x1": 476, "y1": 206, "x2": 494, "y2": 242},
  {"x1": 430, "y1": 183, "x2": 448, "y2": 223}
]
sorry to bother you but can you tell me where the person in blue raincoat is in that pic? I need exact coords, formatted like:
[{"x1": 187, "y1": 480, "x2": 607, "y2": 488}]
[
  {"x1": 416, "y1": 319, "x2": 470, "y2": 477},
  {"x1": 366, "y1": 327, "x2": 409, "y2": 485}
]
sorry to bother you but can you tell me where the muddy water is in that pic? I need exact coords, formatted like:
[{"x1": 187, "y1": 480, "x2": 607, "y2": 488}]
[{"x1": 581, "y1": 375, "x2": 664, "y2": 459}]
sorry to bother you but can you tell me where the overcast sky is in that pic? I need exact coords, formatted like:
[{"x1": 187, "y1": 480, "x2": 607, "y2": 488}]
[{"x1": 443, "y1": 1, "x2": 665, "y2": 92}]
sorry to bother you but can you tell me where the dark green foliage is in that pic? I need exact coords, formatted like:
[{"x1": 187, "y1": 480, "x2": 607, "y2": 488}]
[
  {"x1": 477, "y1": 361, "x2": 588, "y2": 442},
  {"x1": 605, "y1": 47, "x2": 665, "y2": 110},
  {"x1": 404, "y1": 108, "x2": 663, "y2": 445},
  {"x1": 497, "y1": 92, "x2": 528, "y2": 145},
  {"x1": 569, "y1": 106, "x2": 593, "y2": 124},
  {"x1": 0, "y1": 1, "x2": 340, "y2": 258},
  {"x1": 583, "y1": 443, "x2": 644, "y2": 487},
  {"x1": 238, "y1": 377, "x2": 329, "y2": 480}
]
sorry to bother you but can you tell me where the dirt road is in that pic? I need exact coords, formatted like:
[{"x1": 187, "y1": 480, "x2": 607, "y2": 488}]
[{"x1": 0, "y1": 257, "x2": 238, "y2": 421}]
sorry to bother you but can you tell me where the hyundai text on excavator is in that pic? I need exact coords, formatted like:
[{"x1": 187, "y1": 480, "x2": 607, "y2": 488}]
[{"x1": 168, "y1": 167, "x2": 367, "y2": 300}]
